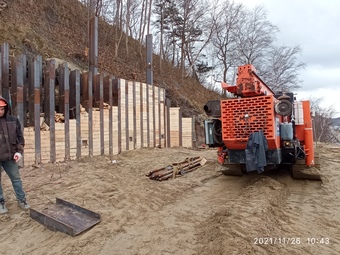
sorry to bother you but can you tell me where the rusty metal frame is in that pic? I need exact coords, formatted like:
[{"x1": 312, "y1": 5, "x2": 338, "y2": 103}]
[{"x1": 30, "y1": 198, "x2": 101, "y2": 237}]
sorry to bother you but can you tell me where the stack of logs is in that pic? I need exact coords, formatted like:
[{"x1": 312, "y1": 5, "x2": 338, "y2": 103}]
[{"x1": 146, "y1": 156, "x2": 207, "y2": 181}]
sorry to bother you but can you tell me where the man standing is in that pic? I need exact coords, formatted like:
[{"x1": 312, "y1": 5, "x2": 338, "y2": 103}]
[{"x1": 0, "y1": 96, "x2": 29, "y2": 214}]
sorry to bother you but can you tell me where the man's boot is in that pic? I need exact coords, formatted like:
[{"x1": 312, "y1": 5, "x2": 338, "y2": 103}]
[
  {"x1": 18, "y1": 199, "x2": 30, "y2": 210},
  {"x1": 0, "y1": 199, "x2": 8, "y2": 214}
]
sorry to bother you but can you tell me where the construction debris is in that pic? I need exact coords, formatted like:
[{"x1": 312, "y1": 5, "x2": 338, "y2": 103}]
[{"x1": 146, "y1": 156, "x2": 207, "y2": 181}]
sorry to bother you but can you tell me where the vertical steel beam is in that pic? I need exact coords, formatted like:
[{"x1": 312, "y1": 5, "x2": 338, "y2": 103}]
[
  {"x1": 88, "y1": 71, "x2": 93, "y2": 157},
  {"x1": 104, "y1": 73, "x2": 113, "y2": 103},
  {"x1": 15, "y1": 55, "x2": 25, "y2": 129},
  {"x1": 152, "y1": 84, "x2": 156, "y2": 147},
  {"x1": 104, "y1": 75, "x2": 111, "y2": 155},
  {"x1": 192, "y1": 115, "x2": 197, "y2": 149},
  {"x1": 116, "y1": 78, "x2": 121, "y2": 154},
  {"x1": 1, "y1": 43, "x2": 10, "y2": 103},
  {"x1": 125, "y1": 80, "x2": 129, "y2": 151},
  {"x1": 70, "y1": 70, "x2": 81, "y2": 159},
  {"x1": 22, "y1": 55, "x2": 28, "y2": 127},
  {"x1": 49, "y1": 61, "x2": 56, "y2": 163},
  {"x1": 33, "y1": 56, "x2": 41, "y2": 165},
  {"x1": 146, "y1": 84, "x2": 150, "y2": 147},
  {"x1": 158, "y1": 87, "x2": 161, "y2": 147},
  {"x1": 108, "y1": 75, "x2": 113, "y2": 159},
  {"x1": 146, "y1": 34, "x2": 153, "y2": 147},
  {"x1": 45, "y1": 60, "x2": 56, "y2": 163},
  {"x1": 81, "y1": 72, "x2": 89, "y2": 108},
  {"x1": 11, "y1": 54, "x2": 25, "y2": 165},
  {"x1": 58, "y1": 65, "x2": 65, "y2": 114},
  {"x1": 94, "y1": 73, "x2": 100, "y2": 108},
  {"x1": 146, "y1": 34, "x2": 155, "y2": 147},
  {"x1": 179, "y1": 108, "x2": 182, "y2": 147},
  {"x1": 133, "y1": 81, "x2": 136, "y2": 149},
  {"x1": 140, "y1": 82, "x2": 144, "y2": 147},
  {"x1": 28, "y1": 58, "x2": 34, "y2": 126},
  {"x1": 146, "y1": 34, "x2": 153, "y2": 85},
  {"x1": 61, "y1": 62, "x2": 70, "y2": 161},
  {"x1": 38, "y1": 56, "x2": 43, "y2": 112},
  {"x1": 163, "y1": 90, "x2": 167, "y2": 148},
  {"x1": 10, "y1": 56, "x2": 18, "y2": 115},
  {"x1": 112, "y1": 78, "x2": 119, "y2": 106},
  {"x1": 0, "y1": 47, "x2": 2, "y2": 95},
  {"x1": 100, "y1": 74, "x2": 104, "y2": 155},
  {"x1": 89, "y1": 16, "x2": 98, "y2": 75},
  {"x1": 166, "y1": 98, "x2": 171, "y2": 148},
  {"x1": 69, "y1": 70, "x2": 77, "y2": 119}
]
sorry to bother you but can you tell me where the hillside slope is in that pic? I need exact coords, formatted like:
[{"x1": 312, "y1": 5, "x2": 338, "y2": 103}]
[{"x1": 0, "y1": 0, "x2": 221, "y2": 119}]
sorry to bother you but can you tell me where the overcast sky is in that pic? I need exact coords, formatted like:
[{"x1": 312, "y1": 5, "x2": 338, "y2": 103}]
[{"x1": 234, "y1": 0, "x2": 340, "y2": 117}]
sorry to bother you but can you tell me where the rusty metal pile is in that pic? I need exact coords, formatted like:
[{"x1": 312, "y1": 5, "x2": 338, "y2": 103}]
[{"x1": 146, "y1": 156, "x2": 207, "y2": 181}]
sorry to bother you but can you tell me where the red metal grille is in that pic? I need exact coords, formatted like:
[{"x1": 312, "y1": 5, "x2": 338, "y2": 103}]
[{"x1": 221, "y1": 95, "x2": 275, "y2": 149}]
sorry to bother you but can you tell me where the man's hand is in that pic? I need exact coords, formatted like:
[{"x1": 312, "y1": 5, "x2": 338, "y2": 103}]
[{"x1": 14, "y1": 152, "x2": 22, "y2": 162}]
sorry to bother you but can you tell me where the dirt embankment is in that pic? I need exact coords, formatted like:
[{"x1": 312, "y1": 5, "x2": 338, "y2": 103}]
[{"x1": 0, "y1": 144, "x2": 339, "y2": 255}]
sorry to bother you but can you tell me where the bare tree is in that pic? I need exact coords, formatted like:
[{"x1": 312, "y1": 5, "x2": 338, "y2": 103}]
[
  {"x1": 234, "y1": 5, "x2": 278, "y2": 65},
  {"x1": 153, "y1": 0, "x2": 174, "y2": 72},
  {"x1": 153, "y1": 0, "x2": 180, "y2": 66},
  {"x1": 126, "y1": 1, "x2": 142, "y2": 38},
  {"x1": 258, "y1": 45, "x2": 305, "y2": 92},
  {"x1": 210, "y1": 0, "x2": 244, "y2": 94},
  {"x1": 125, "y1": 0, "x2": 131, "y2": 57},
  {"x1": 147, "y1": 0, "x2": 153, "y2": 35},
  {"x1": 184, "y1": 3, "x2": 214, "y2": 79},
  {"x1": 309, "y1": 97, "x2": 337, "y2": 143},
  {"x1": 138, "y1": 0, "x2": 147, "y2": 43},
  {"x1": 169, "y1": 0, "x2": 210, "y2": 78}
]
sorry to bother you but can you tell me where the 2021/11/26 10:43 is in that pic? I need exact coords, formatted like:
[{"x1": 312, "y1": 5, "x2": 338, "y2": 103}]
[{"x1": 253, "y1": 237, "x2": 331, "y2": 245}]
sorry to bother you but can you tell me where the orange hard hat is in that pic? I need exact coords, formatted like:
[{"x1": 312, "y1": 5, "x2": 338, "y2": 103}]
[{"x1": 0, "y1": 99, "x2": 7, "y2": 107}]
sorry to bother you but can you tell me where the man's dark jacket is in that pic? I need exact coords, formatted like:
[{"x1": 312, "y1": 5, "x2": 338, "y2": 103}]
[
  {"x1": 245, "y1": 130, "x2": 268, "y2": 173},
  {"x1": 0, "y1": 96, "x2": 25, "y2": 161}
]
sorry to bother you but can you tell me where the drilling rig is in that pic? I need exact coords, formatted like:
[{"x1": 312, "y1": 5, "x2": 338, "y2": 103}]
[{"x1": 203, "y1": 64, "x2": 321, "y2": 180}]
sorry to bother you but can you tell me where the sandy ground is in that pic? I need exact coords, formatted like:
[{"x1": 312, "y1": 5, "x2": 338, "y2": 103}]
[{"x1": 0, "y1": 144, "x2": 339, "y2": 255}]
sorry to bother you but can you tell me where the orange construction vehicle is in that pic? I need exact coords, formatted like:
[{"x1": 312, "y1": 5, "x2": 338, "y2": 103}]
[{"x1": 203, "y1": 64, "x2": 321, "y2": 179}]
